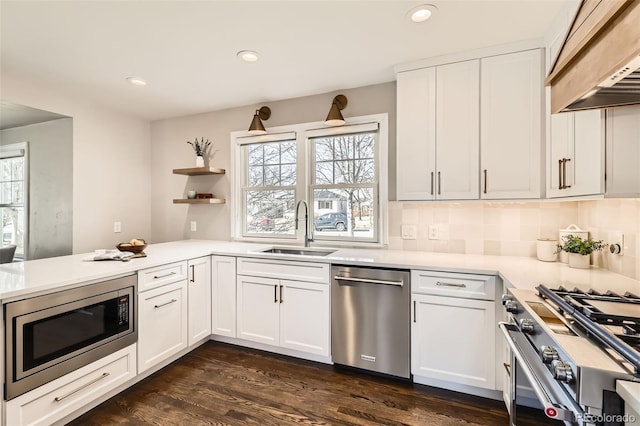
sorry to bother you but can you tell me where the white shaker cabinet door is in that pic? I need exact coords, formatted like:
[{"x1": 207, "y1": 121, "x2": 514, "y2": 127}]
[
  {"x1": 187, "y1": 256, "x2": 212, "y2": 346},
  {"x1": 606, "y1": 105, "x2": 640, "y2": 198},
  {"x1": 138, "y1": 281, "x2": 188, "y2": 373},
  {"x1": 236, "y1": 275, "x2": 280, "y2": 346},
  {"x1": 211, "y1": 255, "x2": 237, "y2": 338},
  {"x1": 436, "y1": 59, "x2": 480, "y2": 200},
  {"x1": 279, "y1": 279, "x2": 330, "y2": 357},
  {"x1": 480, "y1": 49, "x2": 543, "y2": 199},
  {"x1": 397, "y1": 67, "x2": 437, "y2": 200},
  {"x1": 411, "y1": 294, "x2": 496, "y2": 390}
]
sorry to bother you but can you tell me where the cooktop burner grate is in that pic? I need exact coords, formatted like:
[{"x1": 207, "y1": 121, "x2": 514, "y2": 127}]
[{"x1": 537, "y1": 284, "x2": 640, "y2": 376}]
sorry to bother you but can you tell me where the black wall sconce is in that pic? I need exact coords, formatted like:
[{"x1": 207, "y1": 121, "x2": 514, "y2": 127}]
[
  {"x1": 325, "y1": 95, "x2": 348, "y2": 126},
  {"x1": 248, "y1": 106, "x2": 271, "y2": 135}
]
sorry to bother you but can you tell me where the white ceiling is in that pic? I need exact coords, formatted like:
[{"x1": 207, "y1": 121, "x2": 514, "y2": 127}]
[{"x1": 0, "y1": 0, "x2": 575, "y2": 122}]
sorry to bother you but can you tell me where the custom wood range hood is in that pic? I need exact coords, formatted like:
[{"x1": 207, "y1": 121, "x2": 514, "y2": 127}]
[{"x1": 546, "y1": 0, "x2": 640, "y2": 113}]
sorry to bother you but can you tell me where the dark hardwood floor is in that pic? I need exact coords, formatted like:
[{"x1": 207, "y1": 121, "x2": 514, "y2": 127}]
[{"x1": 68, "y1": 342, "x2": 554, "y2": 425}]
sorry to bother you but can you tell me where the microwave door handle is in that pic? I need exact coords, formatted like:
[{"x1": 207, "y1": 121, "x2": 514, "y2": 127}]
[{"x1": 499, "y1": 322, "x2": 580, "y2": 422}]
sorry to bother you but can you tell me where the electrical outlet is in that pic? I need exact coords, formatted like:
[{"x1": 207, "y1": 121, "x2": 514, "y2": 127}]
[
  {"x1": 428, "y1": 224, "x2": 439, "y2": 240},
  {"x1": 401, "y1": 225, "x2": 417, "y2": 240},
  {"x1": 113, "y1": 221, "x2": 121, "y2": 233},
  {"x1": 190, "y1": 221, "x2": 197, "y2": 232},
  {"x1": 609, "y1": 231, "x2": 624, "y2": 256}
]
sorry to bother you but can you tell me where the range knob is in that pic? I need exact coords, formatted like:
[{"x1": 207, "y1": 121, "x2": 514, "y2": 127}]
[
  {"x1": 541, "y1": 346, "x2": 559, "y2": 364},
  {"x1": 501, "y1": 294, "x2": 513, "y2": 305},
  {"x1": 504, "y1": 301, "x2": 519, "y2": 314},
  {"x1": 552, "y1": 360, "x2": 574, "y2": 384},
  {"x1": 519, "y1": 319, "x2": 535, "y2": 334}
]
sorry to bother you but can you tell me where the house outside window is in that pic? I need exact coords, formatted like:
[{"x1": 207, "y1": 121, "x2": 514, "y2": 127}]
[{"x1": 231, "y1": 114, "x2": 387, "y2": 247}]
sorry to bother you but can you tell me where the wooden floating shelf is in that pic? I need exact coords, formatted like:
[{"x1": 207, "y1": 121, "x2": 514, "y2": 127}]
[
  {"x1": 172, "y1": 166, "x2": 226, "y2": 176},
  {"x1": 173, "y1": 198, "x2": 226, "y2": 204}
]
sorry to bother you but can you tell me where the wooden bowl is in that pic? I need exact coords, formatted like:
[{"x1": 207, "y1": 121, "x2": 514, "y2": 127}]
[{"x1": 116, "y1": 241, "x2": 147, "y2": 254}]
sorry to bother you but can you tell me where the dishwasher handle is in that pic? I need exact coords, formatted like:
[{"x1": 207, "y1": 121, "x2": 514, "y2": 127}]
[{"x1": 334, "y1": 275, "x2": 403, "y2": 287}]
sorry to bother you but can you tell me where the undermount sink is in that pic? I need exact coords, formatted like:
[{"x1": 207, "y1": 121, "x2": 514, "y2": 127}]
[{"x1": 259, "y1": 247, "x2": 336, "y2": 257}]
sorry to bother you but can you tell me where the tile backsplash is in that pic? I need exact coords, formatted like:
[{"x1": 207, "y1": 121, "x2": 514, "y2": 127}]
[{"x1": 388, "y1": 199, "x2": 640, "y2": 280}]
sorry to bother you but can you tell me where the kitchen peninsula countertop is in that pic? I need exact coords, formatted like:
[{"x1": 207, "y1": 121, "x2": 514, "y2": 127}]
[{"x1": 1, "y1": 239, "x2": 639, "y2": 301}]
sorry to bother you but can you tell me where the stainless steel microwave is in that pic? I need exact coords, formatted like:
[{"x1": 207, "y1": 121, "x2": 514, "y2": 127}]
[{"x1": 4, "y1": 274, "x2": 137, "y2": 400}]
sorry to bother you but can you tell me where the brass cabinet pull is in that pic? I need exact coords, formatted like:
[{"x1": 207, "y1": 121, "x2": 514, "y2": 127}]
[
  {"x1": 274, "y1": 285, "x2": 278, "y2": 303},
  {"x1": 437, "y1": 171, "x2": 441, "y2": 195},
  {"x1": 558, "y1": 159, "x2": 563, "y2": 189},
  {"x1": 483, "y1": 169, "x2": 488, "y2": 194},
  {"x1": 563, "y1": 158, "x2": 571, "y2": 189},
  {"x1": 430, "y1": 172, "x2": 434, "y2": 195},
  {"x1": 54, "y1": 372, "x2": 110, "y2": 402},
  {"x1": 279, "y1": 285, "x2": 284, "y2": 303}
]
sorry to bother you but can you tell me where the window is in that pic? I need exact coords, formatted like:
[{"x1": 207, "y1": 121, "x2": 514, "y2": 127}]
[
  {"x1": 231, "y1": 115, "x2": 387, "y2": 246},
  {"x1": 241, "y1": 136, "x2": 297, "y2": 237},
  {"x1": 1, "y1": 144, "x2": 27, "y2": 259},
  {"x1": 310, "y1": 130, "x2": 378, "y2": 242}
]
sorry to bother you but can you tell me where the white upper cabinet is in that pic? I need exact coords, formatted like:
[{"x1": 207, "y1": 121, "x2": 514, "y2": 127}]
[
  {"x1": 480, "y1": 49, "x2": 543, "y2": 199},
  {"x1": 436, "y1": 60, "x2": 480, "y2": 200},
  {"x1": 397, "y1": 60, "x2": 479, "y2": 201},
  {"x1": 547, "y1": 110, "x2": 604, "y2": 198},
  {"x1": 397, "y1": 67, "x2": 436, "y2": 200},
  {"x1": 605, "y1": 106, "x2": 640, "y2": 198}
]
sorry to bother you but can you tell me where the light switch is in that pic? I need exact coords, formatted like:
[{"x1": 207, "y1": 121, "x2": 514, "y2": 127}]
[
  {"x1": 401, "y1": 225, "x2": 417, "y2": 240},
  {"x1": 113, "y1": 221, "x2": 121, "y2": 233},
  {"x1": 190, "y1": 221, "x2": 197, "y2": 232},
  {"x1": 428, "y1": 224, "x2": 439, "y2": 240}
]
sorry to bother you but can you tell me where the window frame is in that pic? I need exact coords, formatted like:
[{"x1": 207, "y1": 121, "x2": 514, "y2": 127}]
[
  {"x1": 0, "y1": 142, "x2": 29, "y2": 260},
  {"x1": 230, "y1": 113, "x2": 388, "y2": 247}
]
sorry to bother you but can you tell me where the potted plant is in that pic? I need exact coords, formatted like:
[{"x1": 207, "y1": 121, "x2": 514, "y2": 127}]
[
  {"x1": 187, "y1": 137, "x2": 212, "y2": 167},
  {"x1": 557, "y1": 235, "x2": 607, "y2": 269}
]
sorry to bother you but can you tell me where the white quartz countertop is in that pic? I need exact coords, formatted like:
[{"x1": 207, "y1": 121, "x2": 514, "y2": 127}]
[
  {"x1": 616, "y1": 380, "x2": 640, "y2": 417},
  {"x1": 1, "y1": 239, "x2": 639, "y2": 301}
]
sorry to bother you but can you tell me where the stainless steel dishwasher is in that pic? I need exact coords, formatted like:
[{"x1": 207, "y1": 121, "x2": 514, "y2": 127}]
[{"x1": 331, "y1": 265, "x2": 410, "y2": 378}]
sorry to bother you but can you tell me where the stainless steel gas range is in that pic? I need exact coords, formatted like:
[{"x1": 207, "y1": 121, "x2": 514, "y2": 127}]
[{"x1": 500, "y1": 285, "x2": 639, "y2": 426}]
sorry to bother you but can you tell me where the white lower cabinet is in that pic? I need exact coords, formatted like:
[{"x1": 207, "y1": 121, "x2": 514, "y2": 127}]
[
  {"x1": 5, "y1": 344, "x2": 136, "y2": 426},
  {"x1": 236, "y1": 258, "x2": 330, "y2": 357},
  {"x1": 279, "y1": 279, "x2": 330, "y2": 355},
  {"x1": 211, "y1": 255, "x2": 237, "y2": 337},
  {"x1": 411, "y1": 270, "x2": 497, "y2": 391},
  {"x1": 237, "y1": 274, "x2": 280, "y2": 346},
  {"x1": 412, "y1": 294, "x2": 496, "y2": 389},
  {"x1": 137, "y1": 280, "x2": 188, "y2": 374},
  {"x1": 187, "y1": 256, "x2": 212, "y2": 346}
]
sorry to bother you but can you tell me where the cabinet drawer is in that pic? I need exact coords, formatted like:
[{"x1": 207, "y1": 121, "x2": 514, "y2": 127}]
[
  {"x1": 411, "y1": 270, "x2": 496, "y2": 300},
  {"x1": 238, "y1": 257, "x2": 329, "y2": 284},
  {"x1": 138, "y1": 261, "x2": 188, "y2": 292},
  {"x1": 5, "y1": 344, "x2": 136, "y2": 426}
]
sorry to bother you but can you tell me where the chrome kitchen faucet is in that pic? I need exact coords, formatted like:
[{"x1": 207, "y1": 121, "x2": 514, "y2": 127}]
[{"x1": 295, "y1": 200, "x2": 313, "y2": 247}]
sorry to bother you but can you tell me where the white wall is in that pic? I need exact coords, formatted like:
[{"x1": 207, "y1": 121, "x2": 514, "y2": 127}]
[
  {"x1": 150, "y1": 82, "x2": 396, "y2": 243},
  {"x1": 0, "y1": 118, "x2": 73, "y2": 259},
  {"x1": 1, "y1": 72, "x2": 151, "y2": 253}
]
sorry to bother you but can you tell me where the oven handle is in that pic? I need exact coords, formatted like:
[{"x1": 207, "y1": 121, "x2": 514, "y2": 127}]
[{"x1": 499, "y1": 322, "x2": 580, "y2": 422}]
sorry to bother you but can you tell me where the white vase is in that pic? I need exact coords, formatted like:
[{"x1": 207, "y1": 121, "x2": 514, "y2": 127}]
[
  {"x1": 195, "y1": 156, "x2": 205, "y2": 167},
  {"x1": 568, "y1": 253, "x2": 590, "y2": 269}
]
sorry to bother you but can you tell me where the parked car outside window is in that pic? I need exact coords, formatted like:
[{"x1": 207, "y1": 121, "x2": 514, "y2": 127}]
[{"x1": 314, "y1": 212, "x2": 348, "y2": 231}]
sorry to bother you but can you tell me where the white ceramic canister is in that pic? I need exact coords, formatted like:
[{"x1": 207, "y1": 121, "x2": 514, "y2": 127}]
[
  {"x1": 536, "y1": 238, "x2": 558, "y2": 262},
  {"x1": 558, "y1": 224, "x2": 589, "y2": 263}
]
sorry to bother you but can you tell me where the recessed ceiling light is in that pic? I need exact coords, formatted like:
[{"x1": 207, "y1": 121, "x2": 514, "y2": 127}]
[
  {"x1": 126, "y1": 77, "x2": 147, "y2": 86},
  {"x1": 408, "y1": 4, "x2": 437, "y2": 23},
  {"x1": 237, "y1": 50, "x2": 259, "y2": 62}
]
